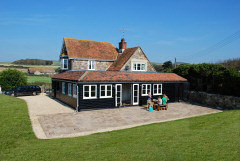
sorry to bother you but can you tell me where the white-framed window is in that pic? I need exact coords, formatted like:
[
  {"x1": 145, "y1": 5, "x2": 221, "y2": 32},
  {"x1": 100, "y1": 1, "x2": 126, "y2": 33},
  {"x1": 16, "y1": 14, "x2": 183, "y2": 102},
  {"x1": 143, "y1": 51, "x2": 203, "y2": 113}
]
[
  {"x1": 153, "y1": 84, "x2": 162, "y2": 95},
  {"x1": 62, "y1": 82, "x2": 65, "y2": 94},
  {"x1": 73, "y1": 84, "x2": 77, "y2": 98},
  {"x1": 142, "y1": 84, "x2": 151, "y2": 96},
  {"x1": 132, "y1": 62, "x2": 146, "y2": 71},
  {"x1": 100, "y1": 84, "x2": 112, "y2": 98},
  {"x1": 61, "y1": 58, "x2": 68, "y2": 70},
  {"x1": 88, "y1": 60, "x2": 95, "y2": 70},
  {"x1": 83, "y1": 85, "x2": 97, "y2": 99},
  {"x1": 68, "y1": 83, "x2": 72, "y2": 96}
]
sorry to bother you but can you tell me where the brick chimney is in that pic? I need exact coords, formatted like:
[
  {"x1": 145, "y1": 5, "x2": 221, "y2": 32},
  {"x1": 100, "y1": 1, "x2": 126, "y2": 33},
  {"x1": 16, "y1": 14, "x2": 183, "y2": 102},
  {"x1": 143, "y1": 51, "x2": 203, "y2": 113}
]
[{"x1": 119, "y1": 38, "x2": 127, "y2": 53}]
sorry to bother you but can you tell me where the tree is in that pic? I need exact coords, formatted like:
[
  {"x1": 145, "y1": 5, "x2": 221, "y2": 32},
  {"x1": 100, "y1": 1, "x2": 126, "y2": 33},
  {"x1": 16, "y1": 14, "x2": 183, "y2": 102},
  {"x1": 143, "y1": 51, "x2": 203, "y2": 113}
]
[
  {"x1": 0, "y1": 69, "x2": 27, "y2": 91},
  {"x1": 162, "y1": 61, "x2": 173, "y2": 69}
]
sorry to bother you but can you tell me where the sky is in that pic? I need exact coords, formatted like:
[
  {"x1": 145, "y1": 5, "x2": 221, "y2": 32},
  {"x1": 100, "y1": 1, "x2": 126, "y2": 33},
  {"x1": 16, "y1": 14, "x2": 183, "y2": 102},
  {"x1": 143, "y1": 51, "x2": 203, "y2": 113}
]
[{"x1": 0, "y1": 0, "x2": 239, "y2": 64}]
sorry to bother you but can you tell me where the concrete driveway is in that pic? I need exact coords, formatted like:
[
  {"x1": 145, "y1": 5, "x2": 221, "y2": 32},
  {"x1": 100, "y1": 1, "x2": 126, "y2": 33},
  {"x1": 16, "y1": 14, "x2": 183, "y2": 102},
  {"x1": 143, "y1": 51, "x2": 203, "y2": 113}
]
[{"x1": 21, "y1": 93, "x2": 221, "y2": 139}]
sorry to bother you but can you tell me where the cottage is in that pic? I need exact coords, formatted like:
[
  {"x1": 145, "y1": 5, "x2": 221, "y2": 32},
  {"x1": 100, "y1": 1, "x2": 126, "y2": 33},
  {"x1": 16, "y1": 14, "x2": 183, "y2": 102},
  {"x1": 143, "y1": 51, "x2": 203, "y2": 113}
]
[{"x1": 52, "y1": 38, "x2": 188, "y2": 111}]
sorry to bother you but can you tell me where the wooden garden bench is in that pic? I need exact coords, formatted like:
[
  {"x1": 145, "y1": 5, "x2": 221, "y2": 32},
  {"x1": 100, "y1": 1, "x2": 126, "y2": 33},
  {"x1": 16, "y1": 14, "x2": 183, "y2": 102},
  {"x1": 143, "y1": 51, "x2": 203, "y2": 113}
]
[{"x1": 157, "y1": 104, "x2": 168, "y2": 111}]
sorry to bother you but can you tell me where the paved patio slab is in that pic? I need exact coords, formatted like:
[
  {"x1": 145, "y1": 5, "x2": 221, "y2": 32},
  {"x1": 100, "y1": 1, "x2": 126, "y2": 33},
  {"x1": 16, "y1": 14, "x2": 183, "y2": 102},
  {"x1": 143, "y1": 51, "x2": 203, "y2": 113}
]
[{"x1": 21, "y1": 94, "x2": 221, "y2": 139}]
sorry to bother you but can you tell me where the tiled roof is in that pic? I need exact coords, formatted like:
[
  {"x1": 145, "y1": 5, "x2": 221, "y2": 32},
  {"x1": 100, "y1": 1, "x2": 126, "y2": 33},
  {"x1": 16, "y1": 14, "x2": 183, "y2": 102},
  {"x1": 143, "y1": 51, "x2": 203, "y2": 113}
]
[
  {"x1": 52, "y1": 71, "x2": 85, "y2": 81},
  {"x1": 64, "y1": 38, "x2": 118, "y2": 60},
  {"x1": 52, "y1": 71, "x2": 187, "y2": 82},
  {"x1": 107, "y1": 47, "x2": 139, "y2": 71}
]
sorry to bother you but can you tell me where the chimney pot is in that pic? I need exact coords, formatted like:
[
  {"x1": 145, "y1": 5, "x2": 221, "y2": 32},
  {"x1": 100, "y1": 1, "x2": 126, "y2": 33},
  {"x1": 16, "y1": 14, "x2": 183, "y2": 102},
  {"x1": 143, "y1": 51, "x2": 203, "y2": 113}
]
[{"x1": 119, "y1": 38, "x2": 127, "y2": 53}]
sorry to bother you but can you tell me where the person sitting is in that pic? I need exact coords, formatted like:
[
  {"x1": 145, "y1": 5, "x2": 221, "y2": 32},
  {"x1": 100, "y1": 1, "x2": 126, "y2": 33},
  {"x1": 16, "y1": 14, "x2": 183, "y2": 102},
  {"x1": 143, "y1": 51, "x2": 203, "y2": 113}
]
[
  {"x1": 158, "y1": 96, "x2": 162, "y2": 105},
  {"x1": 147, "y1": 92, "x2": 152, "y2": 111},
  {"x1": 162, "y1": 94, "x2": 168, "y2": 105}
]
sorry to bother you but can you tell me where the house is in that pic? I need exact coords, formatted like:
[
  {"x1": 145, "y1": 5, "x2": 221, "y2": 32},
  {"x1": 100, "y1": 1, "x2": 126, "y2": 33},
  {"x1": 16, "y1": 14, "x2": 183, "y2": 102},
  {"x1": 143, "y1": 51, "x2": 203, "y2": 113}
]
[
  {"x1": 52, "y1": 37, "x2": 188, "y2": 111},
  {"x1": 28, "y1": 67, "x2": 56, "y2": 75}
]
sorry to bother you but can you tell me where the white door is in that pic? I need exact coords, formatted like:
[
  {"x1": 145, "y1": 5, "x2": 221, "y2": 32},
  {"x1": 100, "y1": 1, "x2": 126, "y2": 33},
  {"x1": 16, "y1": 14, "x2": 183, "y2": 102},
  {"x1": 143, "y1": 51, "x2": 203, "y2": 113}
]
[
  {"x1": 115, "y1": 84, "x2": 122, "y2": 107},
  {"x1": 132, "y1": 84, "x2": 139, "y2": 105}
]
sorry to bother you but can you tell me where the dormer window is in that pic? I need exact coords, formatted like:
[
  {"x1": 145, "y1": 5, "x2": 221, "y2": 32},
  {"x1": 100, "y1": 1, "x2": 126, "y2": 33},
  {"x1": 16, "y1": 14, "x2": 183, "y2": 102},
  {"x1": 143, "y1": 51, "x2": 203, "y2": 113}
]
[
  {"x1": 88, "y1": 60, "x2": 95, "y2": 70},
  {"x1": 133, "y1": 62, "x2": 146, "y2": 71},
  {"x1": 61, "y1": 58, "x2": 68, "y2": 70}
]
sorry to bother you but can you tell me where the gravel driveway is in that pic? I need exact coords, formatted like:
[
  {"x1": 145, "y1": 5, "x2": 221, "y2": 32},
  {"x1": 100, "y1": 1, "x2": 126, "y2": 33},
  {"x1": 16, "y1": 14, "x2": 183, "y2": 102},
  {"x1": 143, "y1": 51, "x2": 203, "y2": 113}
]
[{"x1": 21, "y1": 93, "x2": 221, "y2": 139}]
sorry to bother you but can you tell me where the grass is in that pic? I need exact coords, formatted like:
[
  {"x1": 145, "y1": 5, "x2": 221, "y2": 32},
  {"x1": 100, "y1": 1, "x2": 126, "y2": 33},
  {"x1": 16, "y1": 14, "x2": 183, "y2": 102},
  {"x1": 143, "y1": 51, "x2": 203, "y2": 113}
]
[
  {"x1": 0, "y1": 95, "x2": 239, "y2": 161},
  {"x1": 0, "y1": 61, "x2": 60, "y2": 69},
  {"x1": 27, "y1": 75, "x2": 52, "y2": 84}
]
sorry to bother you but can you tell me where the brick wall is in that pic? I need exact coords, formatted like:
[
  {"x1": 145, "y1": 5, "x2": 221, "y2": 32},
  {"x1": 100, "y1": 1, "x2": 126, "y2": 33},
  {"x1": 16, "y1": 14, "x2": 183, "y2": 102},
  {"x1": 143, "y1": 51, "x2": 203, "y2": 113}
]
[
  {"x1": 71, "y1": 60, "x2": 88, "y2": 70},
  {"x1": 71, "y1": 60, "x2": 113, "y2": 71}
]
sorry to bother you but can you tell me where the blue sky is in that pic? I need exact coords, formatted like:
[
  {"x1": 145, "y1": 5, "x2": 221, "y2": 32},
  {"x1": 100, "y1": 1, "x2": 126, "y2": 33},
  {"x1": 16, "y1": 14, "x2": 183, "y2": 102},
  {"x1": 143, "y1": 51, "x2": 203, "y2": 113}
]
[{"x1": 0, "y1": 0, "x2": 239, "y2": 64}]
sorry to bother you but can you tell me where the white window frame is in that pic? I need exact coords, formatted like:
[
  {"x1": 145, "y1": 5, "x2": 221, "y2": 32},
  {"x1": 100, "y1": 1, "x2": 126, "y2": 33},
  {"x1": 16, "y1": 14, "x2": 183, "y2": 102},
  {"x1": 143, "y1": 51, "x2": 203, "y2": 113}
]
[
  {"x1": 73, "y1": 84, "x2": 77, "y2": 98},
  {"x1": 88, "y1": 60, "x2": 95, "y2": 70},
  {"x1": 61, "y1": 58, "x2": 68, "y2": 70},
  {"x1": 100, "y1": 84, "x2": 112, "y2": 98},
  {"x1": 68, "y1": 83, "x2": 72, "y2": 96},
  {"x1": 142, "y1": 84, "x2": 151, "y2": 96},
  {"x1": 153, "y1": 84, "x2": 162, "y2": 95},
  {"x1": 83, "y1": 85, "x2": 97, "y2": 99},
  {"x1": 62, "y1": 82, "x2": 65, "y2": 94},
  {"x1": 132, "y1": 62, "x2": 146, "y2": 71}
]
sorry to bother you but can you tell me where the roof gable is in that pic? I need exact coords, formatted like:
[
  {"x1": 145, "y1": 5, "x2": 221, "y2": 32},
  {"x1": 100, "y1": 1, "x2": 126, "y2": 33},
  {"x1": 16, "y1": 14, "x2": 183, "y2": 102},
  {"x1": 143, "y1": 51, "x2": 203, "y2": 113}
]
[
  {"x1": 63, "y1": 38, "x2": 118, "y2": 60},
  {"x1": 107, "y1": 47, "x2": 139, "y2": 71},
  {"x1": 107, "y1": 47, "x2": 155, "y2": 71}
]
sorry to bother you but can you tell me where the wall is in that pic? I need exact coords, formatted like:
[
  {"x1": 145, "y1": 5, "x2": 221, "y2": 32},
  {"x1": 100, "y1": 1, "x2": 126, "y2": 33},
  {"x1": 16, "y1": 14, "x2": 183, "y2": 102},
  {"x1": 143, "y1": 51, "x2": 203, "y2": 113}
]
[
  {"x1": 52, "y1": 80, "x2": 77, "y2": 109},
  {"x1": 121, "y1": 48, "x2": 155, "y2": 72},
  {"x1": 55, "y1": 92, "x2": 77, "y2": 109},
  {"x1": 139, "y1": 83, "x2": 183, "y2": 105},
  {"x1": 71, "y1": 60, "x2": 88, "y2": 70},
  {"x1": 188, "y1": 91, "x2": 240, "y2": 109},
  {"x1": 78, "y1": 83, "x2": 115, "y2": 109},
  {"x1": 71, "y1": 60, "x2": 113, "y2": 71}
]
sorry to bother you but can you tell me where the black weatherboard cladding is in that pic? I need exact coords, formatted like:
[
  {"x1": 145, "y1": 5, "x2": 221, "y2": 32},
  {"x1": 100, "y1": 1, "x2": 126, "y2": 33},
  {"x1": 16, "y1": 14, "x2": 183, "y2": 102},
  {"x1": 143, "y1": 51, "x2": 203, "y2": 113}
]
[{"x1": 78, "y1": 83, "x2": 115, "y2": 109}]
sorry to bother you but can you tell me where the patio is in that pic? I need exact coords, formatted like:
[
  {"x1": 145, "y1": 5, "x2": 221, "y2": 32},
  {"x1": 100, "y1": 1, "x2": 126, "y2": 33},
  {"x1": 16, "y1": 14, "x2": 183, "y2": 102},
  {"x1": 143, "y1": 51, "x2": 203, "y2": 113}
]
[
  {"x1": 21, "y1": 93, "x2": 221, "y2": 139},
  {"x1": 38, "y1": 102, "x2": 220, "y2": 139}
]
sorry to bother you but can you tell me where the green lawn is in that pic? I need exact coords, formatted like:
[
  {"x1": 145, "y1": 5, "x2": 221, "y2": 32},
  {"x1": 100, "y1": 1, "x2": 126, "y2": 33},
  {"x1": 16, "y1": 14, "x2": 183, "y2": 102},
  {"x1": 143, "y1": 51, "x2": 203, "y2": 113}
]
[
  {"x1": 0, "y1": 95, "x2": 239, "y2": 161},
  {"x1": 27, "y1": 75, "x2": 52, "y2": 84}
]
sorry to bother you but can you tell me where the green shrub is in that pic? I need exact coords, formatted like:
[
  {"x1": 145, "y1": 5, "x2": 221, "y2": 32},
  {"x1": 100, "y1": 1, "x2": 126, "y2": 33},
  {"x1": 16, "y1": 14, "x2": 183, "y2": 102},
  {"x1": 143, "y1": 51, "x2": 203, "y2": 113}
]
[
  {"x1": 0, "y1": 69, "x2": 27, "y2": 90},
  {"x1": 173, "y1": 63, "x2": 240, "y2": 97}
]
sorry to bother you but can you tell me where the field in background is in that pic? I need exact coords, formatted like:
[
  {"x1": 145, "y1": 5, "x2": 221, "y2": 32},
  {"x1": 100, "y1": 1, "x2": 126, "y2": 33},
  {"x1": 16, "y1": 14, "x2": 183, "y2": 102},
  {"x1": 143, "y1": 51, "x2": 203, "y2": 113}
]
[
  {"x1": 27, "y1": 75, "x2": 52, "y2": 84},
  {"x1": 0, "y1": 61, "x2": 60, "y2": 69},
  {"x1": 0, "y1": 95, "x2": 239, "y2": 161}
]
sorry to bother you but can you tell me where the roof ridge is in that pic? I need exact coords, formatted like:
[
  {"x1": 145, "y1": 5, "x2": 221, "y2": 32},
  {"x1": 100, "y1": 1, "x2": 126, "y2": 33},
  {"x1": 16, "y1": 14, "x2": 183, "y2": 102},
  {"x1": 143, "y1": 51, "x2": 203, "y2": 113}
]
[
  {"x1": 64, "y1": 37, "x2": 114, "y2": 45},
  {"x1": 78, "y1": 71, "x2": 89, "y2": 81}
]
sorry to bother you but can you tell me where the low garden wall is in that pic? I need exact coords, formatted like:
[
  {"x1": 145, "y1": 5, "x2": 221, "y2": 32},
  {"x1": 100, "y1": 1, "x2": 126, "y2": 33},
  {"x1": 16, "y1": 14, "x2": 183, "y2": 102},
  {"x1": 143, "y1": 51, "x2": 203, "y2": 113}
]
[{"x1": 188, "y1": 91, "x2": 240, "y2": 109}]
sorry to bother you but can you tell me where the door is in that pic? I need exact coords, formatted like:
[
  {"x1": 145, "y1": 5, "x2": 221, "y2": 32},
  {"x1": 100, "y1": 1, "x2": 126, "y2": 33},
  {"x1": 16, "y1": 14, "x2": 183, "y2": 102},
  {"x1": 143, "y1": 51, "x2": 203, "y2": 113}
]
[
  {"x1": 115, "y1": 84, "x2": 122, "y2": 107},
  {"x1": 132, "y1": 84, "x2": 139, "y2": 105}
]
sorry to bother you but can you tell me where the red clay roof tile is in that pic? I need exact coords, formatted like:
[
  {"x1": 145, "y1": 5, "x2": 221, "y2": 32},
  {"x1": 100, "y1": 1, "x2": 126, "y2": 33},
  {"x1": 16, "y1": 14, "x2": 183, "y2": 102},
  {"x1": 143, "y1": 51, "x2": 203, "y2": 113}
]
[
  {"x1": 107, "y1": 47, "x2": 139, "y2": 71},
  {"x1": 52, "y1": 71, "x2": 187, "y2": 82},
  {"x1": 64, "y1": 38, "x2": 118, "y2": 60}
]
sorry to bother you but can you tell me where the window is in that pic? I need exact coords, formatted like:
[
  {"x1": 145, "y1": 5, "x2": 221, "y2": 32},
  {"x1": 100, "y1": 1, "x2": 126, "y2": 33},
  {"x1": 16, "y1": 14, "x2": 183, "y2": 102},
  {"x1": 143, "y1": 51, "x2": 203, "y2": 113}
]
[
  {"x1": 61, "y1": 58, "x2": 68, "y2": 70},
  {"x1": 133, "y1": 62, "x2": 146, "y2": 71},
  {"x1": 153, "y1": 84, "x2": 162, "y2": 95},
  {"x1": 88, "y1": 60, "x2": 95, "y2": 70},
  {"x1": 73, "y1": 84, "x2": 77, "y2": 98},
  {"x1": 100, "y1": 84, "x2": 112, "y2": 98},
  {"x1": 68, "y1": 83, "x2": 72, "y2": 96},
  {"x1": 83, "y1": 85, "x2": 97, "y2": 99},
  {"x1": 142, "y1": 84, "x2": 151, "y2": 96},
  {"x1": 62, "y1": 82, "x2": 65, "y2": 94}
]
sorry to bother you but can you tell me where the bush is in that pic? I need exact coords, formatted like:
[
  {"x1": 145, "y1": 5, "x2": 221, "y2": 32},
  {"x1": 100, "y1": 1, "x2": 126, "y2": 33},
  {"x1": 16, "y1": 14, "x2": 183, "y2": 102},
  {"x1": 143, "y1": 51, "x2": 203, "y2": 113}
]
[
  {"x1": 0, "y1": 69, "x2": 27, "y2": 90},
  {"x1": 173, "y1": 63, "x2": 240, "y2": 97},
  {"x1": 12, "y1": 59, "x2": 53, "y2": 65}
]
